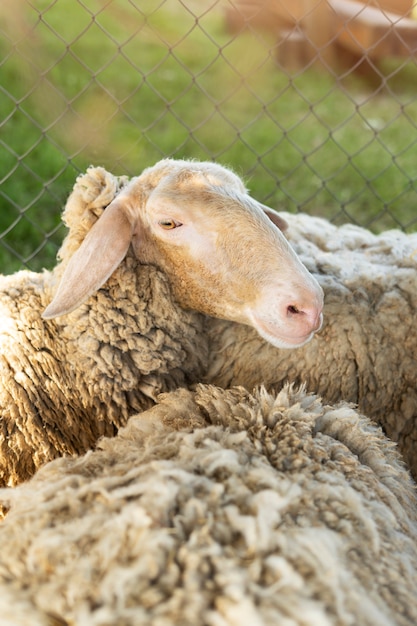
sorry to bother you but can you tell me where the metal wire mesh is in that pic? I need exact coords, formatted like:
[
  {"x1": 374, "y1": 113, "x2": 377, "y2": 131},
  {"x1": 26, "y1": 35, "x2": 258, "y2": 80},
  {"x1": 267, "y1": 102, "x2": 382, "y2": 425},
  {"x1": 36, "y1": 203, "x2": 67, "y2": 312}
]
[{"x1": 1, "y1": 0, "x2": 417, "y2": 273}]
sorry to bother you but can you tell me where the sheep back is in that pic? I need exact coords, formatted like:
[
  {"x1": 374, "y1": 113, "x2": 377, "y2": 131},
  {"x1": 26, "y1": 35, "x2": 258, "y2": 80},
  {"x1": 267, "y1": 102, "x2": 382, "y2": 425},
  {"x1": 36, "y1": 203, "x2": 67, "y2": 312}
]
[{"x1": 0, "y1": 384, "x2": 415, "y2": 625}]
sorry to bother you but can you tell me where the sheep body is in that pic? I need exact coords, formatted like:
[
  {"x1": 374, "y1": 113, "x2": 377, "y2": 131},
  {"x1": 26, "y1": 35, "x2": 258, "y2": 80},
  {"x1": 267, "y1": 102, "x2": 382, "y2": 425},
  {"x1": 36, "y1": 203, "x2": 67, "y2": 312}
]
[
  {"x1": 0, "y1": 260, "x2": 206, "y2": 484},
  {"x1": 0, "y1": 384, "x2": 416, "y2": 625},
  {"x1": 0, "y1": 162, "x2": 322, "y2": 487},
  {"x1": 206, "y1": 212, "x2": 417, "y2": 479}
]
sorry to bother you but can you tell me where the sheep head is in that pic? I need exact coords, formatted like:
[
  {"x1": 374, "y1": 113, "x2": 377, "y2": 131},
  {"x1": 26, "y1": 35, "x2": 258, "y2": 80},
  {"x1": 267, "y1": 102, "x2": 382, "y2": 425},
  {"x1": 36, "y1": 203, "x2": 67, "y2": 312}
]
[{"x1": 43, "y1": 159, "x2": 323, "y2": 349}]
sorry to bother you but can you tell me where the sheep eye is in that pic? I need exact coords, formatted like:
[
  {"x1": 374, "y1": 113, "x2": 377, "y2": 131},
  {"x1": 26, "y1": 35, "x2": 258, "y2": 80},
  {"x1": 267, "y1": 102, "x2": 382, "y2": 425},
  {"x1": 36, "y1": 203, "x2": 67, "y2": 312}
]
[{"x1": 159, "y1": 219, "x2": 180, "y2": 230}]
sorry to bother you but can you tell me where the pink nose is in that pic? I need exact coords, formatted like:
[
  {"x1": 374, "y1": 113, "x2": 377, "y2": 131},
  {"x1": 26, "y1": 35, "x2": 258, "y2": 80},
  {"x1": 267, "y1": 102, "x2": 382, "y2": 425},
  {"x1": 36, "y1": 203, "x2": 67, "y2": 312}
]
[{"x1": 286, "y1": 302, "x2": 323, "y2": 334}]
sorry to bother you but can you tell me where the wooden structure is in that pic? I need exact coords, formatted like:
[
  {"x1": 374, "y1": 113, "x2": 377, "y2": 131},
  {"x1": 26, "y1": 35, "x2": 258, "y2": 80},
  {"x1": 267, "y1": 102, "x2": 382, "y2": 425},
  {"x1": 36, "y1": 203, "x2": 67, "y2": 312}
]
[{"x1": 225, "y1": 0, "x2": 417, "y2": 73}]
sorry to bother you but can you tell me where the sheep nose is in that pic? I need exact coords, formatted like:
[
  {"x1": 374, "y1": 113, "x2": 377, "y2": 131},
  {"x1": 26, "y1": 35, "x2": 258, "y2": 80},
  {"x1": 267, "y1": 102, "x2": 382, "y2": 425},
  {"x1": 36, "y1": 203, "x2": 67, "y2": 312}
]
[{"x1": 286, "y1": 302, "x2": 323, "y2": 333}]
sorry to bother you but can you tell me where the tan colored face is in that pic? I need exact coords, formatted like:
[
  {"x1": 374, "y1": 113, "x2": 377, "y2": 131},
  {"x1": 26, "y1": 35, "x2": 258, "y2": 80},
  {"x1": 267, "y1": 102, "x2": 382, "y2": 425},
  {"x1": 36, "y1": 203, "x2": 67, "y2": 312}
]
[
  {"x1": 43, "y1": 161, "x2": 323, "y2": 349},
  {"x1": 135, "y1": 175, "x2": 323, "y2": 347}
]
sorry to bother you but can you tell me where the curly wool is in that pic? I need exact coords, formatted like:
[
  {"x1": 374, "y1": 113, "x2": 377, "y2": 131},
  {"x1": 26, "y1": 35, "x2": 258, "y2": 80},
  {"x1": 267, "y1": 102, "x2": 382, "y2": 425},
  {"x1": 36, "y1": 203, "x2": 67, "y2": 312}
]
[
  {"x1": 0, "y1": 384, "x2": 416, "y2": 626},
  {"x1": 206, "y1": 212, "x2": 417, "y2": 479},
  {"x1": 0, "y1": 167, "x2": 207, "y2": 486}
]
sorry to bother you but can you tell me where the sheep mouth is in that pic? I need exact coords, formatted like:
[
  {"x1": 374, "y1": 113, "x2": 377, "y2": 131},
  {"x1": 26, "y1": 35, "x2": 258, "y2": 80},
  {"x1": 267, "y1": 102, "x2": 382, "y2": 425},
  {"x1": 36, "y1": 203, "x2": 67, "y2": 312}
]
[{"x1": 249, "y1": 315, "x2": 319, "y2": 350}]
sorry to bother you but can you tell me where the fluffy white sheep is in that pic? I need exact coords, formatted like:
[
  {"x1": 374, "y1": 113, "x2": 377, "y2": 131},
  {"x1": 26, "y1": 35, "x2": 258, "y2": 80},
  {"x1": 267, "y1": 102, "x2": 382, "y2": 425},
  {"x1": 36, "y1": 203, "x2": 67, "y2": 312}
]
[
  {"x1": 206, "y1": 212, "x2": 417, "y2": 480},
  {"x1": 0, "y1": 383, "x2": 416, "y2": 626},
  {"x1": 0, "y1": 160, "x2": 323, "y2": 487}
]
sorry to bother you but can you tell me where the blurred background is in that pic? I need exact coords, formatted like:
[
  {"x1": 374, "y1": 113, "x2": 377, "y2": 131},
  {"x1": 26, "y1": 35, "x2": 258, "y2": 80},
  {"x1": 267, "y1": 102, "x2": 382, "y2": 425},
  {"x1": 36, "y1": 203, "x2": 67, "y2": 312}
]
[{"x1": 1, "y1": 0, "x2": 417, "y2": 273}]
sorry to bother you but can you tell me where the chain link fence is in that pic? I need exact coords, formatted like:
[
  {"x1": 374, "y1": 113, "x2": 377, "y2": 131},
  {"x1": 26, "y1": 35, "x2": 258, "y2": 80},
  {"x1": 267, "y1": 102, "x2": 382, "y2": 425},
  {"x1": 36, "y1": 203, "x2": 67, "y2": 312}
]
[{"x1": 1, "y1": 0, "x2": 417, "y2": 273}]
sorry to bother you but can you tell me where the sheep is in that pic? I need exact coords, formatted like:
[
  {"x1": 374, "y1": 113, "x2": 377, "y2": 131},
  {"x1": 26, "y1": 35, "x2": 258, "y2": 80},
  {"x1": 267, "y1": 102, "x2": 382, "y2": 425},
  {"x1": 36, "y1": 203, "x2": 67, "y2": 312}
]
[
  {"x1": 33, "y1": 163, "x2": 417, "y2": 481},
  {"x1": 0, "y1": 159, "x2": 323, "y2": 487},
  {"x1": 206, "y1": 212, "x2": 417, "y2": 480},
  {"x1": 0, "y1": 383, "x2": 416, "y2": 626}
]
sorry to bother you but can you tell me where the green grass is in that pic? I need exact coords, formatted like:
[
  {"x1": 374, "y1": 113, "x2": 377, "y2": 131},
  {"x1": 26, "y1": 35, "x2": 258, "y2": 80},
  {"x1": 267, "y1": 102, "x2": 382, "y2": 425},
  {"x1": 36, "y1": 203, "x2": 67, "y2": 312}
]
[{"x1": 1, "y1": 0, "x2": 417, "y2": 273}]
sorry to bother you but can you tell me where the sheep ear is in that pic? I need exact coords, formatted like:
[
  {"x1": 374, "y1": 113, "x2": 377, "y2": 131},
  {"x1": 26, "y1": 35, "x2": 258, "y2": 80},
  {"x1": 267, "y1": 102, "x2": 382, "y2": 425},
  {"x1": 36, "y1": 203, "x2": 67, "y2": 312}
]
[
  {"x1": 42, "y1": 199, "x2": 136, "y2": 319},
  {"x1": 262, "y1": 207, "x2": 288, "y2": 232}
]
